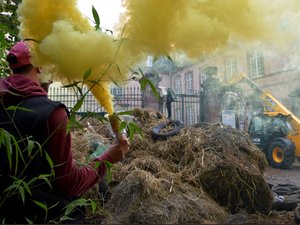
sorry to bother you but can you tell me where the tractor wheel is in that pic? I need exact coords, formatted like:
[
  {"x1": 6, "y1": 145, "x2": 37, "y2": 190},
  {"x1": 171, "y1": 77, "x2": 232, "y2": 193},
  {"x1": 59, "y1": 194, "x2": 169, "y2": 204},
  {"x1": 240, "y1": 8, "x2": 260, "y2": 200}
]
[{"x1": 267, "y1": 139, "x2": 295, "y2": 169}]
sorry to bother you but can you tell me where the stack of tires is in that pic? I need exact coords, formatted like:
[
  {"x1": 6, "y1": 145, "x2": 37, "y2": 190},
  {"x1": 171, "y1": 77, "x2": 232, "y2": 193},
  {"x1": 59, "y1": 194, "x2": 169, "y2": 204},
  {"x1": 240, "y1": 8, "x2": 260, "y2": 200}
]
[{"x1": 271, "y1": 183, "x2": 300, "y2": 223}]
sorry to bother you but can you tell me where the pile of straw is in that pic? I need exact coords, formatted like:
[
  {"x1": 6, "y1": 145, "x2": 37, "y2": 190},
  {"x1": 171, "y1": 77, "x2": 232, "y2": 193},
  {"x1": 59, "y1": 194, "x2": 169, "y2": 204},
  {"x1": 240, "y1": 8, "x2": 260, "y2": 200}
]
[{"x1": 72, "y1": 108, "x2": 274, "y2": 224}]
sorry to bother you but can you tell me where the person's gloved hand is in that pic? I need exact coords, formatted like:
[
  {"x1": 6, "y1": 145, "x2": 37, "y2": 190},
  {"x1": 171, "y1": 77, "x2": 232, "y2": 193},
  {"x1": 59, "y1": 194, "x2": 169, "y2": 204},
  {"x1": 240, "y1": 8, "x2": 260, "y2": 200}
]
[{"x1": 105, "y1": 134, "x2": 130, "y2": 163}]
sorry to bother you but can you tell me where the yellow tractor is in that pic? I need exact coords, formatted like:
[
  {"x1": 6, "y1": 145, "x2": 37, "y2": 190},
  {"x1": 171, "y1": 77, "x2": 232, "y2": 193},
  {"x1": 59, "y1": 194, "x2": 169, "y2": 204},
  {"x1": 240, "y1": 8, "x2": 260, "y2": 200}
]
[{"x1": 228, "y1": 73, "x2": 300, "y2": 169}]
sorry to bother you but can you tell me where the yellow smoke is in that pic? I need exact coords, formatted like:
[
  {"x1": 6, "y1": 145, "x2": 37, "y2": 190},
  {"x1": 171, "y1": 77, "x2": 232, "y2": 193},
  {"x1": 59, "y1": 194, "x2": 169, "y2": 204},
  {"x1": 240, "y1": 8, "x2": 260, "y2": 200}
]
[
  {"x1": 17, "y1": 0, "x2": 300, "y2": 115},
  {"x1": 117, "y1": 0, "x2": 300, "y2": 57},
  {"x1": 17, "y1": 0, "x2": 139, "y2": 115}
]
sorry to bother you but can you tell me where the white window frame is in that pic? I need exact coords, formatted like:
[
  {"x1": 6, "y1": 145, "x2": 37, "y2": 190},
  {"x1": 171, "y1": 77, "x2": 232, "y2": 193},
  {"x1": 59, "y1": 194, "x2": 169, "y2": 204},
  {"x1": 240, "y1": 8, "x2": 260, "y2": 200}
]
[
  {"x1": 185, "y1": 72, "x2": 194, "y2": 94},
  {"x1": 174, "y1": 75, "x2": 182, "y2": 94},
  {"x1": 248, "y1": 48, "x2": 265, "y2": 78},
  {"x1": 224, "y1": 56, "x2": 238, "y2": 81}
]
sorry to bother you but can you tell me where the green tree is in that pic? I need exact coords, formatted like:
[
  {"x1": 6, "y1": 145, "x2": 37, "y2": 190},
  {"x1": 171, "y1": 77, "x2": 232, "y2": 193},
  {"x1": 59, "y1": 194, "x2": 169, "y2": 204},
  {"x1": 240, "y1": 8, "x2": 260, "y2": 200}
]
[
  {"x1": 0, "y1": 0, "x2": 22, "y2": 77},
  {"x1": 0, "y1": 0, "x2": 22, "y2": 42}
]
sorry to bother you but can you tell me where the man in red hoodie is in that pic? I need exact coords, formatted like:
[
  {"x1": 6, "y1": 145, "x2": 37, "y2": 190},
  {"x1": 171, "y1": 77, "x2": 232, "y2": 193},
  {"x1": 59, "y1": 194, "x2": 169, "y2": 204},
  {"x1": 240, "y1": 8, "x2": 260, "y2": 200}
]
[{"x1": 0, "y1": 41, "x2": 129, "y2": 223}]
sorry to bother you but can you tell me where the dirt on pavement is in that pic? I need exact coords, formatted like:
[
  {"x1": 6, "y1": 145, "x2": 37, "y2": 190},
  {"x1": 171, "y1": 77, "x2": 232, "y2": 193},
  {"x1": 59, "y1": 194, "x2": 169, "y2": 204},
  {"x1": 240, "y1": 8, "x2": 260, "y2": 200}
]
[{"x1": 264, "y1": 160, "x2": 300, "y2": 187}]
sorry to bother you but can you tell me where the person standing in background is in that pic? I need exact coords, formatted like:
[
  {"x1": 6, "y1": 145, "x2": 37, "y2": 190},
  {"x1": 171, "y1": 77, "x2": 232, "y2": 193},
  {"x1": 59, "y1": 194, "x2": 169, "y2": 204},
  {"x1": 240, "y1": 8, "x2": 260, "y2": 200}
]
[
  {"x1": 158, "y1": 86, "x2": 167, "y2": 114},
  {"x1": 166, "y1": 88, "x2": 175, "y2": 119}
]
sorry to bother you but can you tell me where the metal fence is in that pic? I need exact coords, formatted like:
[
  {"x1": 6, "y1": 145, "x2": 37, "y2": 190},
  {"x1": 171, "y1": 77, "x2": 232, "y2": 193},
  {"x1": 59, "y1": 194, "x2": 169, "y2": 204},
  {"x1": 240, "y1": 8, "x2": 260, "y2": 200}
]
[
  {"x1": 48, "y1": 86, "x2": 143, "y2": 113},
  {"x1": 48, "y1": 86, "x2": 202, "y2": 125},
  {"x1": 172, "y1": 92, "x2": 201, "y2": 126}
]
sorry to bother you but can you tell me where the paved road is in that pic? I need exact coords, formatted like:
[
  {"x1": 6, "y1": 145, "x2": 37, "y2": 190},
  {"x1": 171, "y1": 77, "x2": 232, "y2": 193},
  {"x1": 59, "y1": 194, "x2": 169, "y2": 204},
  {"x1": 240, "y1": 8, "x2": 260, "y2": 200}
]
[{"x1": 264, "y1": 160, "x2": 300, "y2": 187}]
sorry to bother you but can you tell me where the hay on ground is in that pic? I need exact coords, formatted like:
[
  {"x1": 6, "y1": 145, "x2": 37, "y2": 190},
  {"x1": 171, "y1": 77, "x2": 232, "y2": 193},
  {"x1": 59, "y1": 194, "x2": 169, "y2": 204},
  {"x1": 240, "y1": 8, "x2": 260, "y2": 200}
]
[{"x1": 71, "y1": 108, "x2": 274, "y2": 224}]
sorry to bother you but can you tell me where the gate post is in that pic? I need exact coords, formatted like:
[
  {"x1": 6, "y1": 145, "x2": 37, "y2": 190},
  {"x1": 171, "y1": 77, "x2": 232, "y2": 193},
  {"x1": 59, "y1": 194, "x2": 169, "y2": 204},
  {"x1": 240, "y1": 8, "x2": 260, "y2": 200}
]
[{"x1": 142, "y1": 71, "x2": 161, "y2": 111}]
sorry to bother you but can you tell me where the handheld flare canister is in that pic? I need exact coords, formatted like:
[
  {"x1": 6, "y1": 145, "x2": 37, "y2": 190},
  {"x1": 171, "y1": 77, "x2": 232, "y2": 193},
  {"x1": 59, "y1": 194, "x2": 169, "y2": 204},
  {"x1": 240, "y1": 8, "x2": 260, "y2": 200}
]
[{"x1": 108, "y1": 114, "x2": 126, "y2": 142}]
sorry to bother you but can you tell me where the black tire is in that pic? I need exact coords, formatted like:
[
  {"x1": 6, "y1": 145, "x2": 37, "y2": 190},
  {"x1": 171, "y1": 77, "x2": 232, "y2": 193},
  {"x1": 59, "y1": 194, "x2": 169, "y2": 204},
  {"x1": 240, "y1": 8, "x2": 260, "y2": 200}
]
[
  {"x1": 273, "y1": 186, "x2": 293, "y2": 195},
  {"x1": 277, "y1": 184, "x2": 300, "y2": 194},
  {"x1": 273, "y1": 184, "x2": 299, "y2": 195},
  {"x1": 272, "y1": 199, "x2": 298, "y2": 211},
  {"x1": 291, "y1": 190, "x2": 300, "y2": 195},
  {"x1": 288, "y1": 194, "x2": 300, "y2": 203},
  {"x1": 267, "y1": 139, "x2": 295, "y2": 169},
  {"x1": 277, "y1": 183, "x2": 300, "y2": 188},
  {"x1": 151, "y1": 120, "x2": 184, "y2": 141}
]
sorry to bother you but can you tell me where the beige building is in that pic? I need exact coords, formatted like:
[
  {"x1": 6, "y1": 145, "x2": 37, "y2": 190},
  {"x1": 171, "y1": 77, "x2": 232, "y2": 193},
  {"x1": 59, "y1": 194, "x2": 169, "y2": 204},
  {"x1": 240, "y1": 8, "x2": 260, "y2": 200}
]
[
  {"x1": 158, "y1": 41, "x2": 300, "y2": 128},
  {"x1": 47, "y1": 42, "x2": 300, "y2": 127}
]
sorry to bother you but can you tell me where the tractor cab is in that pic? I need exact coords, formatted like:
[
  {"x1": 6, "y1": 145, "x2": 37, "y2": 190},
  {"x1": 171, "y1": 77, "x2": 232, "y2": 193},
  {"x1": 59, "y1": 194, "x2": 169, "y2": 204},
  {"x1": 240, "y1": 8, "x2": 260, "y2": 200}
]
[
  {"x1": 248, "y1": 114, "x2": 292, "y2": 145},
  {"x1": 248, "y1": 113, "x2": 295, "y2": 169}
]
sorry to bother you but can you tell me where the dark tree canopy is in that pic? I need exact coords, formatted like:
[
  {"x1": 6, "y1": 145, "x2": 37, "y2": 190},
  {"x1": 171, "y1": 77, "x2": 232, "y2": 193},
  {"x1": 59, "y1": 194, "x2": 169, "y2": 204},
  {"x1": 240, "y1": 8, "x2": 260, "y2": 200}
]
[
  {"x1": 0, "y1": 0, "x2": 22, "y2": 77},
  {"x1": 0, "y1": 0, "x2": 22, "y2": 42}
]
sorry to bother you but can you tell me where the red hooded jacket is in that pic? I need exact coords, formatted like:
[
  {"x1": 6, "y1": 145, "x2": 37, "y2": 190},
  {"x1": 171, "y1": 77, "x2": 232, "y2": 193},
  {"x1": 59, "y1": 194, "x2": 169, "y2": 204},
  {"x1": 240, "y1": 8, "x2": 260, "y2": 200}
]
[{"x1": 0, "y1": 74, "x2": 113, "y2": 197}]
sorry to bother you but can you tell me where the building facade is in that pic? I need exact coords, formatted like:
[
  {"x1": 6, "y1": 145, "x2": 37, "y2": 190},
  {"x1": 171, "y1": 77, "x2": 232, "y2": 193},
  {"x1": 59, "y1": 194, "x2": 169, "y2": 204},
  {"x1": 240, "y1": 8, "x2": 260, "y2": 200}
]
[{"x1": 159, "y1": 41, "x2": 300, "y2": 129}]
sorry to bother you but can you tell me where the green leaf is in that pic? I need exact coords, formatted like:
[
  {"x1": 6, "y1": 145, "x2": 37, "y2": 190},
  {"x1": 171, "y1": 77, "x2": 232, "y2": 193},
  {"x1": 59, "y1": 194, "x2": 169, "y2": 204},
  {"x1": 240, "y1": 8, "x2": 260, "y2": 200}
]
[
  {"x1": 90, "y1": 200, "x2": 97, "y2": 213},
  {"x1": 3, "y1": 184, "x2": 18, "y2": 193},
  {"x1": 117, "y1": 110, "x2": 133, "y2": 116},
  {"x1": 119, "y1": 121, "x2": 127, "y2": 131},
  {"x1": 26, "y1": 139, "x2": 35, "y2": 156},
  {"x1": 75, "y1": 85, "x2": 84, "y2": 97},
  {"x1": 63, "y1": 198, "x2": 90, "y2": 216},
  {"x1": 83, "y1": 68, "x2": 92, "y2": 81},
  {"x1": 3, "y1": 131, "x2": 13, "y2": 170},
  {"x1": 167, "y1": 55, "x2": 173, "y2": 62},
  {"x1": 139, "y1": 77, "x2": 148, "y2": 90},
  {"x1": 138, "y1": 67, "x2": 144, "y2": 77},
  {"x1": 25, "y1": 217, "x2": 34, "y2": 224},
  {"x1": 48, "y1": 201, "x2": 59, "y2": 210},
  {"x1": 138, "y1": 77, "x2": 159, "y2": 98},
  {"x1": 59, "y1": 216, "x2": 74, "y2": 222},
  {"x1": 93, "y1": 161, "x2": 101, "y2": 170},
  {"x1": 44, "y1": 151, "x2": 55, "y2": 177},
  {"x1": 86, "y1": 111, "x2": 109, "y2": 123},
  {"x1": 5, "y1": 105, "x2": 33, "y2": 112},
  {"x1": 127, "y1": 121, "x2": 143, "y2": 141},
  {"x1": 13, "y1": 140, "x2": 21, "y2": 174},
  {"x1": 104, "y1": 160, "x2": 112, "y2": 168},
  {"x1": 114, "y1": 63, "x2": 122, "y2": 76},
  {"x1": 38, "y1": 174, "x2": 52, "y2": 190},
  {"x1": 72, "y1": 96, "x2": 85, "y2": 112},
  {"x1": 27, "y1": 177, "x2": 38, "y2": 186},
  {"x1": 22, "y1": 181, "x2": 32, "y2": 196},
  {"x1": 32, "y1": 200, "x2": 48, "y2": 211},
  {"x1": 103, "y1": 161, "x2": 112, "y2": 181},
  {"x1": 66, "y1": 113, "x2": 76, "y2": 134},
  {"x1": 92, "y1": 5, "x2": 101, "y2": 30},
  {"x1": 45, "y1": 151, "x2": 54, "y2": 169},
  {"x1": 62, "y1": 81, "x2": 81, "y2": 88},
  {"x1": 111, "y1": 78, "x2": 118, "y2": 87},
  {"x1": 67, "y1": 114, "x2": 82, "y2": 134},
  {"x1": 147, "y1": 79, "x2": 159, "y2": 99},
  {"x1": 19, "y1": 186, "x2": 25, "y2": 204},
  {"x1": 0, "y1": 32, "x2": 5, "y2": 47},
  {"x1": 34, "y1": 141, "x2": 43, "y2": 154}
]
